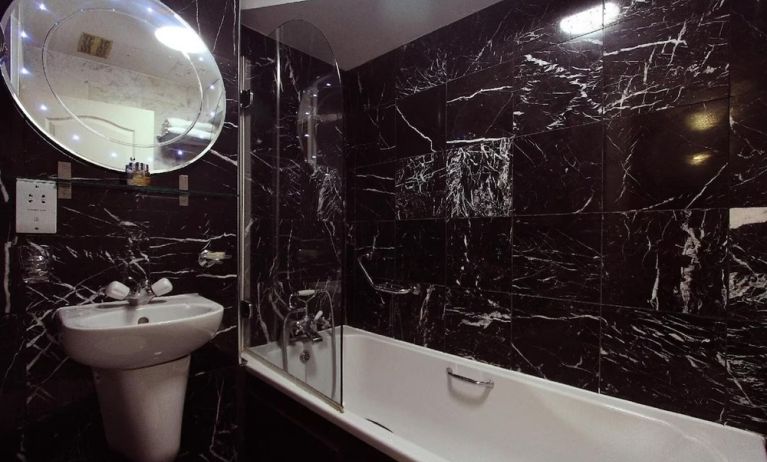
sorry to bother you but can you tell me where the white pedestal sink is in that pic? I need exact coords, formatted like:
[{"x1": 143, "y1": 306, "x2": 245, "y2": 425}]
[{"x1": 57, "y1": 294, "x2": 224, "y2": 462}]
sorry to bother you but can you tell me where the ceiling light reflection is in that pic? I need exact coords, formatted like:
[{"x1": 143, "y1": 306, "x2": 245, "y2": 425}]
[
  {"x1": 560, "y1": 2, "x2": 619, "y2": 35},
  {"x1": 688, "y1": 152, "x2": 712, "y2": 166},
  {"x1": 155, "y1": 26, "x2": 207, "y2": 54}
]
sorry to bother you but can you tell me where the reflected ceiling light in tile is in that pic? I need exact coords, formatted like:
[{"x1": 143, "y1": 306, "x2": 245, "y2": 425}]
[
  {"x1": 20, "y1": 67, "x2": 30, "y2": 75},
  {"x1": 155, "y1": 26, "x2": 207, "y2": 54},
  {"x1": 39, "y1": 104, "x2": 48, "y2": 111},
  {"x1": 560, "y1": 2, "x2": 619, "y2": 35},
  {"x1": 688, "y1": 151, "x2": 712, "y2": 166},
  {"x1": 38, "y1": 3, "x2": 47, "y2": 11},
  {"x1": 71, "y1": 134, "x2": 80, "y2": 141},
  {"x1": 687, "y1": 111, "x2": 718, "y2": 131},
  {"x1": 20, "y1": 30, "x2": 28, "y2": 39},
  {"x1": 110, "y1": 152, "x2": 118, "y2": 158},
  {"x1": 209, "y1": 84, "x2": 215, "y2": 90}
]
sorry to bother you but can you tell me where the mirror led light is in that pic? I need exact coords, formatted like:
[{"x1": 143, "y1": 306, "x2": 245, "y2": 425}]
[
  {"x1": 154, "y1": 26, "x2": 207, "y2": 54},
  {"x1": 560, "y1": 2, "x2": 619, "y2": 35}
]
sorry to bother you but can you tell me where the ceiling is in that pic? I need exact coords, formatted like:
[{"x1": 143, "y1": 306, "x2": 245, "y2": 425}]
[{"x1": 241, "y1": 0, "x2": 505, "y2": 70}]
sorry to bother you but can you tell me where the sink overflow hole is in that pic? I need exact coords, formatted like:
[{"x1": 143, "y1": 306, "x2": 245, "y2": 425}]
[
  {"x1": 137, "y1": 317, "x2": 149, "y2": 325},
  {"x1": 300, "y1": 351, "x2": 311, "y2": 363}
]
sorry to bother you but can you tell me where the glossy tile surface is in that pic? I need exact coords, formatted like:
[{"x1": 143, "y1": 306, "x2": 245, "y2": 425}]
[
  {"x1": 604, "y1": 100, "x2": 729, "y2": 211},
  {"x1": 511, "y1": 296, "x2": 602, "y2": 391},
  {"x1": 446, "y1": 218, "x2": 511, "y2": 292},
  {"x1": 445, "y1": 140, "x2": 512, "y2": 218},
  {"x1": 396, "y1": 153, "x2": 446, "y2": 220},
  {"x1": 514, "y1": 31, "x2": 604, "y2": 135},
  {"x1": 600, "y1": 308, "x2": 728, "y2": 423},
  {"x1": 512, "y1": 214, "x2": 602, "y2": 302},
  {"x1": 443, "y1": 288, "x2": 512, "y2": 368},
  {"x1": 513, "y1": 124, "x2": 602, "y2": 214},
  {"x1": 603, "y1": 210, "x2": 727, "y2": 315},
  {"x1": 396, "y1": 85, "x2": 446, "y2": 157}
]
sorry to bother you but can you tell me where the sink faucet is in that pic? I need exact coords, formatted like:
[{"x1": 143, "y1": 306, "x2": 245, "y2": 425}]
[{"x1": 105, "y1": 277, "x2": 173, "y2": 307}]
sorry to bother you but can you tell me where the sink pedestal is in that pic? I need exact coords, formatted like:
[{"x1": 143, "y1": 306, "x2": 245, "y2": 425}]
[{"x1": 93, "y1": 355, "x2": 190, "y2": 462}]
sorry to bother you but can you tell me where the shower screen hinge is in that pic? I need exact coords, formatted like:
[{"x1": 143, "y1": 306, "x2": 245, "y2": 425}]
[
  {"x1": 239, "y1": 90, "x2": 254, "y2": 110},
  {"x1": 239, "y1": 299, "x2": 253, "y2": 319}
]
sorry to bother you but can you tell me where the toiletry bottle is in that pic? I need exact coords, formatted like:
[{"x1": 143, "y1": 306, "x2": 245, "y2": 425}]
[
  {"x1": 143, "y1": 163, "x2": 151, "y2": 186},
  {"x1": 126, "y1": 158, "x2": 136, "y2": 186}
]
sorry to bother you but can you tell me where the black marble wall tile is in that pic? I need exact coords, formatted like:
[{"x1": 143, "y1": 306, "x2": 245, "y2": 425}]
[
  {"x1": 512, "y1": 214, "x2": 602, "y2": 302},
  {"x1": 349, "y1": 281, "x2": 389, "y2": 337},
  {"x1": 731, "y1": 0, "x2": 767, "y2": 98},
  {"x1": 353, "y1": 162, "x2": 396, "y2": 221},
  {"x1": 0, "y1": 315, "x2": 24, "y2": 437},
  {"x1": 353, "y1": 221, "x2": 397, "y2": 282},
  {"x1": 511, "y1": 295, "x2": 602, "y2": 391},
  {"x1": 724, "y1": 321, "x2": 767, "y2": 435},
  {"x1": 277, "y1": 219, "x2": 343, "y2": 293},
  {"x1": 731, "y1": 92, "x2": 767, "y2": 207},
  {"x1": 396, "y1": 86, "x2": 446, "y2": 158},
  {"x1": 604, "y1": 100, "x2": 729, "y2": 211},
  {"x1": 446, "y1": 62, "x2": 515, "y2": 143},
  {"x1": 612, "y1": 0, "x2": 729, "y2": 25},
  {"x1": 346, "y1": 50, "x2": 399, "y2": 112},
  {"x1": 513, "y1": 123, "x2": 602, "y2": 214},
  {"x1": 346, "y1": 105, "x2": 397, "y2": 153},
  {"x1": 514, "y1": 31, "x2": 604, "y2": 135},
  {"x1": 443, "y1": 288, "x2": 512, "y2": 368},
  {"x1": 396, "y1": 153, "x2": 446, "y2": 220},
  {"x1": 728, "y1": 208, "x2": 767, "y2": 322},
  {"x1": 444, "y1": 140, "x2": 512, "y2": 218},
  {"x1": 397, "y1": 219, "x2": 445, "y2": 285},
  {"x1": 396, "y1": 31, "x2": 448, "y2": 98},
  {"x1": 441, "y1": 4, "x2": 514, "y2": 81},
  {"x1": 603, "y1": 209, "x2": 727, "y2": 315},
  {"x1": 392, "y1": 285, "x2": 447, "y2": 349},
  {"x1": 601, "y1": 308, "x2": 728, "y2": 423},
  {"x1": 178, "y1": 367, "x2": 238, "y2": 462},
  {"x1": 446, "y1": 218, "x2": 511, "y2": 292},
  {"x1": 23, "y1": 396, "x2": 110, "y2": 462},
  {"x1": 604, "y1": 5, "x2": 729, "y2": 117}
]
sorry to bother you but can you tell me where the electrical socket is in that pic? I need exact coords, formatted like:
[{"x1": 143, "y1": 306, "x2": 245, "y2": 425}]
[{"x1": 16, "y1": 179, "x2": 57, "y2": 234}]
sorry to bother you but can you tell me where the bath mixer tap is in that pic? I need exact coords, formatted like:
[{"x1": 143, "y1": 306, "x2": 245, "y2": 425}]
[{"x1": 283, "y1": 308, "x2": 324, "y2": 344}]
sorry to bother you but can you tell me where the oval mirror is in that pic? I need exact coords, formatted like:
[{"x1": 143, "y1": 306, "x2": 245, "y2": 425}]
[{"x1": 0, "y1": 0, "x2": 226, "y2": 173}]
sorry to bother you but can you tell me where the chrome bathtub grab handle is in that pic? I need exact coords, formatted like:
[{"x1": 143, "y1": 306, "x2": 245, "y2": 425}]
[{"x1": 446, "y1": 368, "x2": 494, "y2": 389}]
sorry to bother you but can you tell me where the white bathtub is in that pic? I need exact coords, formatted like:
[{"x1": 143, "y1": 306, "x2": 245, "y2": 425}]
[{"x1": 243, "y1": 326, "x2": 766, "y2": 462}]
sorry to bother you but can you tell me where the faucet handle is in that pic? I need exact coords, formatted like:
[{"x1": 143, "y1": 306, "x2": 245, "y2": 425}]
[
  {"x1": 105, "y1": 281, "x2": 130, "y2": 300},
  {"x1": 150, "y1": 278, "x2": 173, "y2": 297}
]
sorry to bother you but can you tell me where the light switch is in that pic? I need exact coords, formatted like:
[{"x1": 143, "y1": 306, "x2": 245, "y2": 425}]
[{"x1": 16, "y1": 179, "x2": 57, "y2": 234}]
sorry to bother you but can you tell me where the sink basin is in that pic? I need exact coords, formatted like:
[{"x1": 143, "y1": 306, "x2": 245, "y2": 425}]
[{"x1": 58, "y1": 293, "x2": 223, "y2": 370}]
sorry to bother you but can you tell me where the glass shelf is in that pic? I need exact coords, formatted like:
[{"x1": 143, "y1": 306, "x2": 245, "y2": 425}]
[{"x1": 4, "y1": 176, "x2": 236, "y2": 198}]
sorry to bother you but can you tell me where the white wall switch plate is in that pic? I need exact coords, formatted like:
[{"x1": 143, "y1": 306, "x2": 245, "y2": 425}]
[{"x1": 16, "y1": 179, "x2": 57, "y2": 234}]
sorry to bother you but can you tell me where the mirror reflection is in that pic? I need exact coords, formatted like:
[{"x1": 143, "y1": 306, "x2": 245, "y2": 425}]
[{"x1": 0, "y1": 0, "x2": 226, "y2": 172}]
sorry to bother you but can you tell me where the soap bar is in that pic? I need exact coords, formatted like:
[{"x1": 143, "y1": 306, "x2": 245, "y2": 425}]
[{"x1": 105, "y1": 281, "x2": 129, "y2": 300}]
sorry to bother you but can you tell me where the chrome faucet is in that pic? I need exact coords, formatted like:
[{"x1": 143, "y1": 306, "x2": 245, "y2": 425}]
[
  {"x1": 125, "y1": 277, "x2": 156, "y2": 307},
  {"x1": 283, "y1": 308, "x2": 324, "y2": 344},
  {"x1": 105, "y1": 277, "x2": 173, "y2": 307}
]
